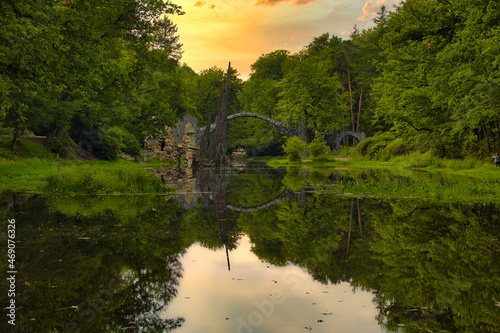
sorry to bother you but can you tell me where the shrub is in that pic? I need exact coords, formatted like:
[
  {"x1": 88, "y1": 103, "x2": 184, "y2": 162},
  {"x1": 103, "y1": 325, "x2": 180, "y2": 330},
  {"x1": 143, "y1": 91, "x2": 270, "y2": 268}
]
[
  {"x1": 50, "y1": 132, "x2": 78, "y2": 158},
  {"x1": 383, "y1": 138, "x2": 410, "y2": 159},
  {"x1": 355, "y1": 131, "x2": 395, "y2": 159},
  {"x1": 308, "y1": 131, "x2": 330, "y2": 160},
  {"x1": 121, "y1": 130, "x2": 142, "y2": 157},
  {"x1": 283, "y1": 136, "x2": 306, "y2": 162},
  {"x1": 407, "y1": 151, "x2": 436, "y2": 168}
]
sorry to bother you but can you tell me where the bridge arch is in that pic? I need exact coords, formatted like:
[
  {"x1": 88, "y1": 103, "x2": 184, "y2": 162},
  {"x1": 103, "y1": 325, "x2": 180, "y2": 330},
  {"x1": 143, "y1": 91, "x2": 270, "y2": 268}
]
[
  {"x1": 333, "y1": 131, "x2": 366, "y2": 151},
  {"x1": 195, "y1": 113, "x2": 366, "y2": 150},
  {"x1": 202, "y1": 112, "x2": 298, "y2": 139},
  {"x1": 226, "y1": 188, "x2": 296, "y2": 212}
]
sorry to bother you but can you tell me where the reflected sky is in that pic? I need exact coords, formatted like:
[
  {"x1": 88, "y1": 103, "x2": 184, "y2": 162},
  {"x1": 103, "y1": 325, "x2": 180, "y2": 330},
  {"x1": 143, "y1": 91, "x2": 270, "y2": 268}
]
[{"x1": 164, "y1": 235, "x2": 390, "y2": 333}]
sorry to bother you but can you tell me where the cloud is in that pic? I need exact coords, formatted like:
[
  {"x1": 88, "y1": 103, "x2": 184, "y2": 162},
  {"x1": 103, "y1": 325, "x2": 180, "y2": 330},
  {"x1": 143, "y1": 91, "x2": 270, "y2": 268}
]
[
  {"x1": 194, "y1": 1, "x2": 206, "y2": 8},
  {"x1": 357, "y1": 0, "x2": 389, "y2": 22},
  {"x1": 194, "y1": 1, "x2": 216, "y2": 9},
  {"x1": 293, "y1": 0, "x2": 315, "y2": 6},
  {"x1": 255, "y1": 0, "x2": 286, "y2": 6},
  {"x1": 255, "y1": 0, "x2": 316, "y2": 7}
]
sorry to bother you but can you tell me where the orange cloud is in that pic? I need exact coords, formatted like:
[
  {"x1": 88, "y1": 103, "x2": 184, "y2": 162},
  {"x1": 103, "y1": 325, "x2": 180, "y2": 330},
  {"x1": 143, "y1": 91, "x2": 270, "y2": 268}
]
[
  {"x1": 255, "y1": 0, "x2": 315, "y2": 7},
  {"x1": 194, "y1": 1, "x2": 215, "y2": 9},
  {"x1": 194, "y1": 1, "x2": 206, "y2": 8}
]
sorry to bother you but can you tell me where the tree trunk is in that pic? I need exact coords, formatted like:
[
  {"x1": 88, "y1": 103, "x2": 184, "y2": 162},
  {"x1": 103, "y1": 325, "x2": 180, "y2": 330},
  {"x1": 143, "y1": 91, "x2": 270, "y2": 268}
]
[
  {"x1": 496, "y1": 120, "x2": 500, "y2": 150},
  {"x1": 77, "y1": 122, "x2": 84, "y2": 151},
  {"x1": 45, "y1": 127, "x2": 58, "y2": 147},
  {"x1": 481, "y1": 119, "x2": 491, "y2": 152},
  {"x1": 346, "y1": 66, "x2": 356, "y2": 145},
  {"x1": 346, "y1": 200, "x2": 354, "y2": 257},
  {"x1": 356, "y1": 84, "x2": 364, "y2": 133},
  {"x1": 343, "y1": 126, "x2": 347, "y2": 147},
  {"x1": 10, "y1": 130, "x2": 20, "y2": 152},
  {"x1": 357, "y1": 198, "x2": 363, "y2": 239}
]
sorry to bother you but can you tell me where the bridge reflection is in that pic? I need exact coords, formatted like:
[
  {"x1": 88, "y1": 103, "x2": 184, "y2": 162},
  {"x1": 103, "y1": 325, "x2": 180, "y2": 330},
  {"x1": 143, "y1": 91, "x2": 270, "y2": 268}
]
[{"x1": 153, "y1": 166, "x2": 306, "y2": 211}]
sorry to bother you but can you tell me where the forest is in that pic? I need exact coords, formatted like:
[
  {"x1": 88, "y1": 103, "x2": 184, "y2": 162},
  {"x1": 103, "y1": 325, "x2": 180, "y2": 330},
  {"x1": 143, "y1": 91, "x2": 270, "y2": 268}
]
[{"x1": 1, "y1": 0, "x2": 500, "y2": 161}]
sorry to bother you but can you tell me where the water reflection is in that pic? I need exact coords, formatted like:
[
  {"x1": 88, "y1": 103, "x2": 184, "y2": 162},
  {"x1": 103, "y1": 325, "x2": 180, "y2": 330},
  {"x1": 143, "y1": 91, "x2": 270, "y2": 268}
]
[{"x1": 0, "y1": 166, "x2": 499, "y2": 332}]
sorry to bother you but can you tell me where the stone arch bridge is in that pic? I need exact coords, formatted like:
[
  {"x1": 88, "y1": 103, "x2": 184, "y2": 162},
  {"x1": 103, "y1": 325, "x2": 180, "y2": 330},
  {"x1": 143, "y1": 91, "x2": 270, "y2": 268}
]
[
  {"x1": 143, "y1": 113, "x2": 366, "y2": 160},
  {"x1": 199, "y1": 112, "x2": 366, "y2": 151}
]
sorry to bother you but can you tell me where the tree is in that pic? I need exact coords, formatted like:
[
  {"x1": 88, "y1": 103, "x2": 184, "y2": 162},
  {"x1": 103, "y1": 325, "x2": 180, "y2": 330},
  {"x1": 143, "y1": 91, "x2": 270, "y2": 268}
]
[
  {"x1": 192, "y1": 66, "x2": 242, "y2": 123},
  {"x1": 308, "y1": 131, "x2": 330, "y2": 159},
  {"x1": 372, "y1": 0, "x2": 500, "y2": 157},
  {"x1": 249, "y1": 50, "x2": 290, "y2": 81},
  {"x1": 276, "y1": 57, "x2": 346, "y2": 132},
  {"x1": 0, "y1": 0, "x2": 185, "y2": 157},
  {"x1": 283, "y1": 136, "x2": 306, "y2": 162}
]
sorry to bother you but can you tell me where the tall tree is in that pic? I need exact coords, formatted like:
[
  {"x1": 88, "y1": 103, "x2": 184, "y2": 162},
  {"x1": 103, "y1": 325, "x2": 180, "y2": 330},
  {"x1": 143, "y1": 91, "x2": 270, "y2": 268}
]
[
  {"x1": 0, "y1": 0, "x2": 184, "y2": 156},
  {"x1": 373, "y1": 0, "x2": 500, "y2": 157},
  {"x1": 276, "y1": 56, "x2": 347, "y2": 132}
]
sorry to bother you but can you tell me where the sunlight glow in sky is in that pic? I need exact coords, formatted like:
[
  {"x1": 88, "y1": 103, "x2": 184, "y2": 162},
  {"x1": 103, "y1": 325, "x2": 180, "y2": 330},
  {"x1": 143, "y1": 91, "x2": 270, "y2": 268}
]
[{"x1": 171, "y1": 0, "x2": 401, "y2": 79}]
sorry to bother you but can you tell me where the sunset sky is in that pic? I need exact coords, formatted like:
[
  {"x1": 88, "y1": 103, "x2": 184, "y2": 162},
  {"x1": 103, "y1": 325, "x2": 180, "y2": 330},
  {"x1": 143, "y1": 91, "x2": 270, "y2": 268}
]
[{"x1": 171, "y1": 0, "x2": 401, "y2": 80}]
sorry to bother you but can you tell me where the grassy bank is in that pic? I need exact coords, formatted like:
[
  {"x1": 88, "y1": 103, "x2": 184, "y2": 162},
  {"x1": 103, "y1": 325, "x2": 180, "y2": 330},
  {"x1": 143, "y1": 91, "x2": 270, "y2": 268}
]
[
  {"x1": 267, "y1": 152, "x2": 500, "y2": 177},
  {"x1": 0, "y1": 159, "x2": 176, "y2": 195}
]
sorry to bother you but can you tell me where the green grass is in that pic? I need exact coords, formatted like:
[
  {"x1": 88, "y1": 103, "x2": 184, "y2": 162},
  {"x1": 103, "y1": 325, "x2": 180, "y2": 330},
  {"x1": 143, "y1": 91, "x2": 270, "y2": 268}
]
[
  {"x1": 267, "y1": 153, "x2": 500, "y2": 177},
  {"x1": 0, "y1": 159, "x2": 176, "y2": 195},
  {"x1": 44, "y1": 161, "x2": 175, "y2": 195},
  {"x1": 0, "y1": 135, "x2": 55, "y2": 159},
  {"x1": 0, "y1": 158, "x2": 62, "y2": 192}
]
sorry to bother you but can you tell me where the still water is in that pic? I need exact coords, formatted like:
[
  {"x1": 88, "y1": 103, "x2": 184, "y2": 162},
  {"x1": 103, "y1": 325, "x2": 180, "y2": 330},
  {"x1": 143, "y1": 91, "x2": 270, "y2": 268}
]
[{"x1": 1, "y1": 165, "x2": 499, "y2": 332}]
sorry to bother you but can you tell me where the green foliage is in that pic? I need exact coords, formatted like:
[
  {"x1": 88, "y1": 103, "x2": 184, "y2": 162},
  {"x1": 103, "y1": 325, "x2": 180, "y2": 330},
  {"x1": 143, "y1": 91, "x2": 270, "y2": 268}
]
[
  {"x1": 277, "y1": 57, "x2": 346, "y2": 132},
  {"x1": 308, "y1": 131, "x2": 330, "y2": 160},
  {"x1": 382, "y1": 137, "x2": 411, "y2": 159},
  {"x1": 354, "y1": 131, "x2": 395, "y2": 160},
  {"x1": 373, "y1": 0, "x2": 500, "y2": 158},
  {"x1": 192, "y1": 66, "x2": 243, "y2": 124},
  {"x1": 44, "y1": 162, "x2": 174, "y2": 194},
  {"x1": 49, "y1": 131, "x2": 78, "y2": 158},
  {"x1": 283, "y1": 136, "x2": 306, "y2": 162},
  {"x1": 405, "y1": 151, "x2": 437, "y2": 168},
  {"x1": 249, "y1": 50, "x2": 290, "y2": 80},
  {"x1": 0, "y1": 0, "x2": 185, "y2": 158},
  {"x1": 227, "y1": 118, "x2": 285, "y2": 157},
  {"x1": 0, "y1": 136, "x2": 54, "y2": 159}
]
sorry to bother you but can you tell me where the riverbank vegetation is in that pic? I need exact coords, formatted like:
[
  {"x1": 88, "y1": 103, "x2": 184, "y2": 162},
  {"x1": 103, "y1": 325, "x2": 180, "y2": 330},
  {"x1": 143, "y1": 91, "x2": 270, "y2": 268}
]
[{"x1": 0, "y1": 159, "x2": 175, "y2": 195}]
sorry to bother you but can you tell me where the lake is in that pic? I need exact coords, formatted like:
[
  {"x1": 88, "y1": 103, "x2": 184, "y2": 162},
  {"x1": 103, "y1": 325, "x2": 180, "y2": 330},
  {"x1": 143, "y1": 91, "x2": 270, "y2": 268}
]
[{"x1": 1, "y1": 164, "x2": 499, "y2": 332}]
